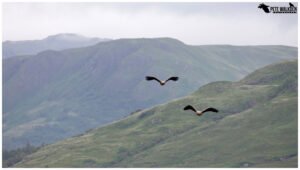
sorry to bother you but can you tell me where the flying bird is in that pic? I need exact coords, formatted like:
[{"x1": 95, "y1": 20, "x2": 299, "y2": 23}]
[
  {"x1": 145, "y1": 76, "x2": 179, "y2": 86},
  {"x1": 183, "y1": 105, "x2": 218, "y2": 116}
]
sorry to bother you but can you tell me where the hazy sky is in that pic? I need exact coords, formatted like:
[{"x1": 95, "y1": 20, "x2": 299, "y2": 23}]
[{"x1": 2, "y1": 2, "x2": 298, "y2": 46}]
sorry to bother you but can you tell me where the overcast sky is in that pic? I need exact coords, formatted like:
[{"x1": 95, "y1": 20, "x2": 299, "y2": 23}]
[{"x1": 2, "y1": 2, "x2": 298, "y2": 46}]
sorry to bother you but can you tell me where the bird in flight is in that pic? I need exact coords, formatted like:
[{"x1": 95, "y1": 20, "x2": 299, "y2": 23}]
[
  {"x1": 145, "y1": 76, "x2": 179, "y2": 86},
  {"x1": 183, "y1": 105, "x2": 218, "y2": 116}
]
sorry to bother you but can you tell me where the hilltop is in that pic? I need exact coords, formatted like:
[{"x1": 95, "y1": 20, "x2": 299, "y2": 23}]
[{"x1": 2, "y1": 33, "x2": 110, "y2": 58}]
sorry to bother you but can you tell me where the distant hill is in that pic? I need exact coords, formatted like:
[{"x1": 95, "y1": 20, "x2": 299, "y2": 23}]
[
  {"x1": 2, "y1": 33, "x2": 110, "y2": 58},
  {"x1": 3, "y1": 37, "x2": 297, "y2": 150},
  {"x1": 14, "y1": 60, "x2": 297, "y2": 168}
]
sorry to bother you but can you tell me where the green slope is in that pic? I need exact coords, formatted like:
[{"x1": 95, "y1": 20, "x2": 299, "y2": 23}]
[
  {"x1": 3, "y1": 38, "x2": 297, "y2": 150},
  {"x1": 14, "y1": 60, "x2": 297, "y2": 167}
]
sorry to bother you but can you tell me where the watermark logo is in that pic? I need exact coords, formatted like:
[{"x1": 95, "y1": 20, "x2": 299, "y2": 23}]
[{"x1": 258, "y1": 2, "x2": 297, "y2": 14}]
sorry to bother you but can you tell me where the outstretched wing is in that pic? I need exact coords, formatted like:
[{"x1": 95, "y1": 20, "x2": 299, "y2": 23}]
[
  {"x1": 146, "y1": 76, "x2": 162, "y2": 83},
  {"x1": 184, "y1": 105, "x2": 197, "y2": 113},
  {"x1": 202, "y1": 107, "x2": 218, "y2": 114},
  {"x1": 165, "y1": 77, "x2": 179, "y2": 82}
]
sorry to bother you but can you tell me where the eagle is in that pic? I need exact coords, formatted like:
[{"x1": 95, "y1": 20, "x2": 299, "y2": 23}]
[
  {"x1": 145, "y1": 76, "x2": 179, "y2": 86},
  {"x1": 183, "y1": 105, "x2": 218, "y2": 116}
]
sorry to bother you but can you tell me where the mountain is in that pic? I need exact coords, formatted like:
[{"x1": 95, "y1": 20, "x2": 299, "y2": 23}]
[
  {"x1": 14, "y1": 60, "x2": 298, "y2": 168},
  {"x1": 3, "y1": 38, "x2": 297, "y2": 150},
  {"x1": 2, "y1": 33, "x2": 110, "y2": 58}
]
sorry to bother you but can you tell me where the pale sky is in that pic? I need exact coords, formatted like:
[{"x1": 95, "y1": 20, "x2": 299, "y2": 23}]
[{"x1": 2, "y1": 2, "x2": 298, "y2": 46}]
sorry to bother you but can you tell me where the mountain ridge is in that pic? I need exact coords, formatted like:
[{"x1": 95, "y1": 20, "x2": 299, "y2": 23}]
[
  {"x1": 3, "y1": 37, "x2": 297, "y2": 150},
  {"x1": 14, "y1": 59, "x2": 297, "y2": 167},
  {"x1": 2, "y1": 33, "x2": 110, "y2": 58}
]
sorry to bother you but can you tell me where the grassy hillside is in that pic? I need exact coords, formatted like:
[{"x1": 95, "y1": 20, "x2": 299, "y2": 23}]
[
  {"x1": 3, "y1": 38, "x2": 297, "y2": 150},
  {"x1": 14, "y1": 60, "x2": 297, "y2": 168},
  {"x1": 2, "y1": 33, "x2": 109, "y2": 58}
]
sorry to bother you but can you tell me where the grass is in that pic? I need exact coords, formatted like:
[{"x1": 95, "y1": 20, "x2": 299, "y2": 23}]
[
  {"x1": 13, "y1": 60, "x2": 297, "y2": 168},
  {"x1": 3, "y1": 38, "x2": 297, "y2": 150}
]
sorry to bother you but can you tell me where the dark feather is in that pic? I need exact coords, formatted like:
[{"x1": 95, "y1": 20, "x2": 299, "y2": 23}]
[
  {"x1": 166, "y1": 77, "x2": 179, "y2": 82},
  {"x1": 146, "y1": 76, "x2": 162, "y2": 83},
  {"x1": 183, "y1": 105, "x2": 197, "y2": 113},
  {"x1": 202, "y1": 107, "x2": 218, "y2": 113}
]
